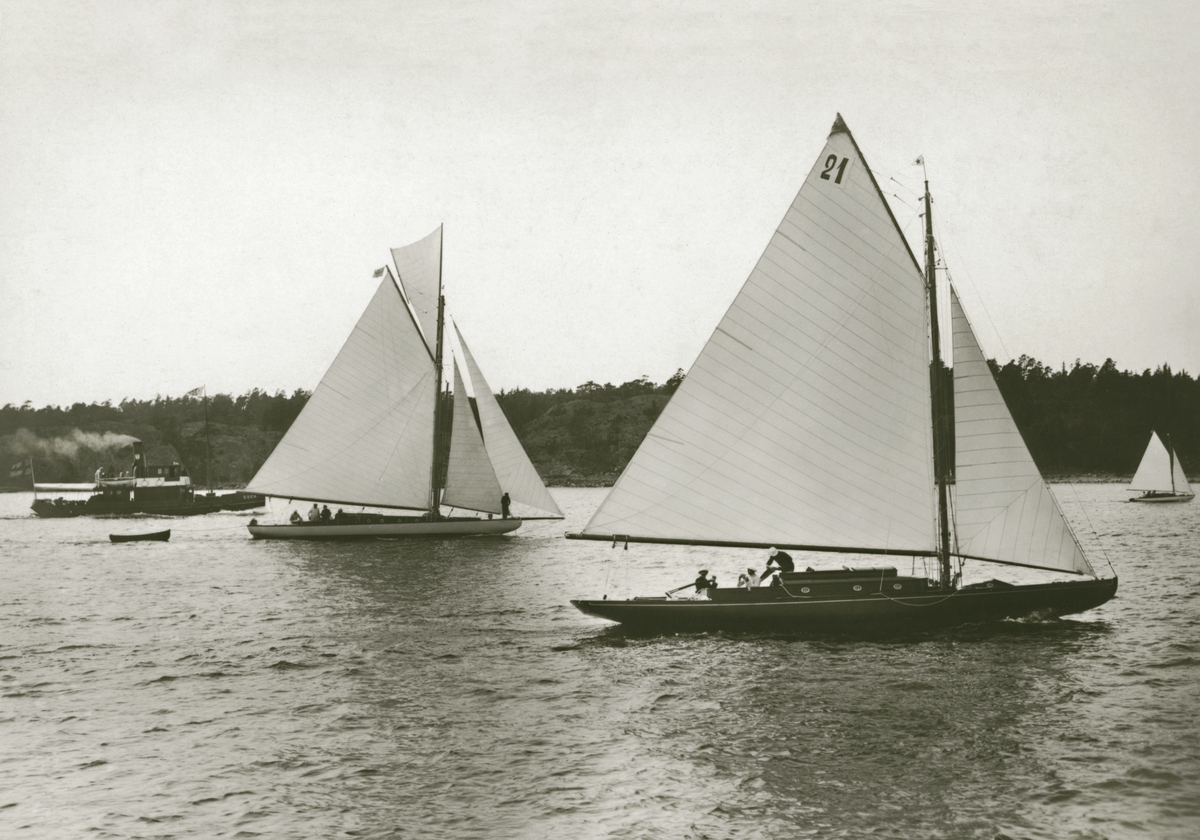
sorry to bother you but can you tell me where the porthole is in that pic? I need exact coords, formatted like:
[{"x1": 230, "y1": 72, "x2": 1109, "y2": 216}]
[
  {"x1": 893, "y1": 583, "x2": 902, "y2": 590},
  {"x1": 800, "y1": 587, "x2": 810, "y2": 594},
  {"x1": 853, "y1": 585, "x2": 862, "y2": 592},
  {"x1": 986, "y1": 582, "x2": 994, "y2": 588}
]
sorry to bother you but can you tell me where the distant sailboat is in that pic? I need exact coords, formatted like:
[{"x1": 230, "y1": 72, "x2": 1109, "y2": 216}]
[
  {"x1": 1128, "y1": 432, "x2": 1194, "y2": 503},
  {"x1": 567, "y1": 114, "x2": 1117, "y2": 632},
  {"x1": 246, "y1": 227, "x2": 563, "y2": 539}
]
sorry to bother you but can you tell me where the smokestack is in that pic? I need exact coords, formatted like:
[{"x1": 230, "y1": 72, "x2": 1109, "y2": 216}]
[{"x1": 132, "y1": 440, "x2": 145, "y2": 478}]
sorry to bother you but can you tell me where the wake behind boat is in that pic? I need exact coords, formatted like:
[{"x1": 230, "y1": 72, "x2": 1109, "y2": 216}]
[
  {"x1": 246, "y1": 227, "x2": 562, "y2": 540},
  {"x1": 1128, "y1": 431, "x2": 1194, "y2": 502},
  {"x1": 568, "y1": 114, "x2": 1117, "y2": 634}
]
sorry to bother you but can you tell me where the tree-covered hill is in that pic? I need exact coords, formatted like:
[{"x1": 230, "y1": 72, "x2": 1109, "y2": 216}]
[{"x1": 1, "y1": 359, "x2": 1196, "y2": 489}]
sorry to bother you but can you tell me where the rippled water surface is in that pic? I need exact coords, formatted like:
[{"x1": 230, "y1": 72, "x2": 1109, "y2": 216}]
[{"x1": 1, "y1": 485, "x2": 1197, "y2": 839}]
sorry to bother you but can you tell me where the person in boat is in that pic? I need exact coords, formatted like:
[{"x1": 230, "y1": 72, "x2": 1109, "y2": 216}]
[
  {"x1": 307, "y1": 503, "x2": 320, "y2": 522},
  {"x1": 334, "y1": 508, "x2": 345, "y2": 522},
  {"x1": 693, "y1": 569, "x2": 717, "y2": 593},
  {"x1": 501, "y1": 492, "x2": 511, "y2": 519},
  {"x1": 289, "y1": 510, "x2": 302, "y2": 524},
  {"x1": 320, "y1": 504, "x2": 332, "y2": 522},
  {"x1": 765, "y1": 547, "x2": 795, "y2": 574},
  {"x1": 738, "y1": 568, "x2": 760, "y2": 589}
]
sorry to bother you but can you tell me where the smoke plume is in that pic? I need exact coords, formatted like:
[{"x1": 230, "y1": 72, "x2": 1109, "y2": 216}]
[{"x1": 6, "y1": 428, "x2": 139, "y2": 459}]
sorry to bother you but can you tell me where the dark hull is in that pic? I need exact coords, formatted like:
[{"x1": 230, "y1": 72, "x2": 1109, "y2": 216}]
[
  {"x1": 572, "y1": 577, "x2": 1118, "y2": 634},
  {"x1": 198, "y1": 491, "x2": 267, "y2": 511},
  {"x1": 1128, "y1": 493, "x2": 1194, "y2": 503},
  {"x1": 110, "y1": 530, "x2": 171, "y2": 543},
  {"x1": 31, "y1": 491, "x2": 263, "y2": 519}
]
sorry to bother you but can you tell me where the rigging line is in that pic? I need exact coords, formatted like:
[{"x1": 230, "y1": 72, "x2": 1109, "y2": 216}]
[{"x1": 1063, "y1": 480, "x2": 1116, "y2": 576}]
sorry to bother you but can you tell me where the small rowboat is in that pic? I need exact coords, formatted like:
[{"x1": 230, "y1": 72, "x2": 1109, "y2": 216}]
[{"x1": 109, "y1": 530, "x2": 171, "y2": 543}]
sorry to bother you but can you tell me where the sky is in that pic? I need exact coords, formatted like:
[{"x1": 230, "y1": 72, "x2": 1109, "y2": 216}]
[{"x1": 2, "y1": 0, "x2": 1198, "y2": 408}]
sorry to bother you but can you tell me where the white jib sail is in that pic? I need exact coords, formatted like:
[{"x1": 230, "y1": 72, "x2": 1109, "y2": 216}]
[
  {"x1": 391, "y1": 226, "x2": 442, "y2": 355},
  {"x1": 442, "y1": 359, "x2": 504, "y2": 514},
  {"x1": 950, "y1": 286, "x2": 1094, "y2": 575},
  {"x1": 581, "y1": 117, "x2": 936, "y2": 550},
  {"x1": 1128, "y1": 432, "x2": 1189, "y2": 493},
  {"x1": 246, "y1": 276, "x2": 437, "y2": 509},
  {"x1": 454, "y1": 323, "x2": 564, "y2": 517}
]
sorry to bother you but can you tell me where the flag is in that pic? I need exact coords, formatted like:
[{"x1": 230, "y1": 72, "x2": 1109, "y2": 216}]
[
  {"x1": 185, "y1": 386, "x2": 205, "y2": 398},
  {"x1": 7, "y1": 459, "x2": 33, "y2": 489},
  {"x1": 373, "y1": 266, "x2": 386, "y2": 278},
  {"x1": 913, "y1": 155, "x2": 924, "y2": 165}
]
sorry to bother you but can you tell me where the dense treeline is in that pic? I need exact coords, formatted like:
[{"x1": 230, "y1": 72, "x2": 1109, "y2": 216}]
[
  {"x1": 1, "y1": 359, "x2": 1196, "y2": 488},
  {"x1": 0, "y1": 389, "x2": 309, "y2": 486},
  {"x1": 990, "y1": 357, "x2": 1198, "y2": 477}
]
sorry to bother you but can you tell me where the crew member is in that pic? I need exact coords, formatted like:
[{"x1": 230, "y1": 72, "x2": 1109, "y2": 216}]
[
  {"x1": 766, "y1": 547, "x2": 795, "y2": 574},
  {"x1": 501, "y1": 492, "x2": 511, "y2": 519}
]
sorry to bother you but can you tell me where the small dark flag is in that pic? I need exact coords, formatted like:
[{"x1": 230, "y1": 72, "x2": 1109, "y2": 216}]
[
  {"x1": 373, "y1": 267, "x2": 386, "y2": 278},
  {"x1": 8, "y1": 459, "x2": 33, "y2": 488},
  {"x1": 913, "y1": 155, "x2": 924, "y2": 166},
  {"x1": 185, "y1": 386, "x2": 205, "y2": 398}
]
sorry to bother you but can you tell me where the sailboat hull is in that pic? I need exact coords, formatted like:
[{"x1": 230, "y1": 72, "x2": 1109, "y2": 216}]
[
  {"x1": 1128, "y1": 493, "x2": 1194, "y2": 503},
  {"x1": 247, "y1": 517, "x2": 522, "y2": 540},
  {"x1": 571, "y1": 577, "x2": 1118, "y2": 634}
]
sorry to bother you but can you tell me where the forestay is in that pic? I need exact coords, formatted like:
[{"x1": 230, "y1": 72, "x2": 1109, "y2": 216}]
[
  {"x1": 950, "y1": 287, "x2": 1093, "y2": 575},
  {"x1": 579, "y1": 117, "x2": 936, "y2": 551},
  {"x1": 391, "y1": 226, "x2": 442, "y2": 355},
  {"x1": 454, "y1": 324, "x2": 564, "y2": 517},
  {"x1": 246, "y1": 276, "x2": 437, "y2": 509}
]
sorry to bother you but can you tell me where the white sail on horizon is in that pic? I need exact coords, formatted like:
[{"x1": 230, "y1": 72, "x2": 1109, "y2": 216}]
[
  {"x1": 1129, "y1": 431, "x2": 1193, "y2": 494},
  {"x1": 950, "y1": 286, "x2": 1094, "y2": 576},
  {"x1": 442, "y1": 359, "x2": 504, "y2": 514},
  {"x1": 579, "y1": 120, "x2": 937, "y2": 551},
  {"x1": 246, "y1": 275, "x2": 437, "y2": 509}
]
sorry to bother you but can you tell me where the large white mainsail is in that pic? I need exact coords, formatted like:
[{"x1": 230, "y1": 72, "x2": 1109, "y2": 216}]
[
  {"x1": 246, "y1": 274, "x2": 437, "y2": 509},
  {"x1": 442, "y1": 359, "x2": 504, "y2": 513},
  {"x1": 454, "y1": 323, "x2": 564, "y2": 518},
  {"x1": 579, "y1": 116, "x2": 936, "y2": 551},
  {"x1": 1129, "y1": 431, "x2": 1192, "y2": 494},
  {"x1": 391, "y1": 226, "x2": 442, "y2": 355},
  {"x1": 949, "y1": 286, "x2": 1094, "y2": 575}
]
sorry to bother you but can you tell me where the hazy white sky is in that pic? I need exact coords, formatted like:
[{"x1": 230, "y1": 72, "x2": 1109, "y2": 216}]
[{"x1": 2, "y1": 0, "x2": 1197, "y2": 408}]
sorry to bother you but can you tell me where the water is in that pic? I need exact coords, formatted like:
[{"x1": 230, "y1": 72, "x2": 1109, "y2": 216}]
[{"x1": 1, "y1": 485, "x2": 1197, "y2": 839}]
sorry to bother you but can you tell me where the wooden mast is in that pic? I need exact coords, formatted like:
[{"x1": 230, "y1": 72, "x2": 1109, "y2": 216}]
[
  {"x1": 429, "y1": 225, "x2": 447, "y2": 517},
  {"x1": 1167, "y1": 433, "x2": 1177, "y2": 495},
  {"x1": 925, "y1": 181, "x2": 953, "y2": 587}
]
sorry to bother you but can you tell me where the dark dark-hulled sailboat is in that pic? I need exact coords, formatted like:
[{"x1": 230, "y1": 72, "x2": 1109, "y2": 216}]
[{"x1": 567, "y1": 114, "x2": 1117, "y2": 633}]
